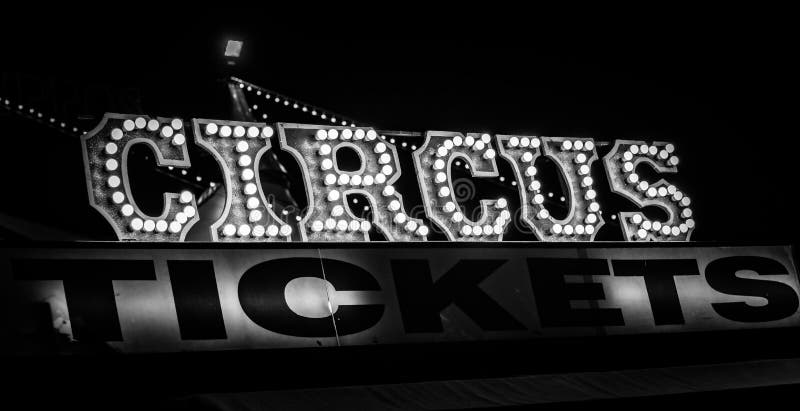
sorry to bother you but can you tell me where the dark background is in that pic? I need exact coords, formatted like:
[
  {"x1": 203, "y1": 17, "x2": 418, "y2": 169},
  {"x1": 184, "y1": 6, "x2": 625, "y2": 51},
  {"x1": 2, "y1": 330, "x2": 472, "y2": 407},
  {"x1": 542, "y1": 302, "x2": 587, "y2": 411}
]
[{"x1": 0, "y1": 17, "x2": 796, "y2": 242}]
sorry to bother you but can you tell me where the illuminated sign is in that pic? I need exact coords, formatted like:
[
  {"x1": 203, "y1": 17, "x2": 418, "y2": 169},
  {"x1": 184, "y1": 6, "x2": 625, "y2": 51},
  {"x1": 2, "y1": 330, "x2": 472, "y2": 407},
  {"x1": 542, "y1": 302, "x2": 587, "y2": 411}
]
[
  {"x1": 82, "y1": 113, "x2": 695, "y2": 242},
  {"x1": 3, "y1": 244, "x2": 796, "y2": 352}
]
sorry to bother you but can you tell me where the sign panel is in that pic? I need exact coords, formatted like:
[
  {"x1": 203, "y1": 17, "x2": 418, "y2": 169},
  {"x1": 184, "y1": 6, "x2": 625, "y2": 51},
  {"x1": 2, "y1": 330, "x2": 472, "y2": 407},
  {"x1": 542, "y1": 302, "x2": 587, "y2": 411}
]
[
  {"x1": 2, "y1": 243, "x2": 797, "y2": 353},
  {"x1": 81, "y1": 113, "x2": 696, "y2": 242}
]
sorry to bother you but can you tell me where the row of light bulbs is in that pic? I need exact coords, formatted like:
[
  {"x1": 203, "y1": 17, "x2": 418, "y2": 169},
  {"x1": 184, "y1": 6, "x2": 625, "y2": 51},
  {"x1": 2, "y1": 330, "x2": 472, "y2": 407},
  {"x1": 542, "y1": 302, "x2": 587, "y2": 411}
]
[
  {"x1": 428, "y1": 134, "x2": 510, "y2": 238},
  {"x1": 311, "y1": 127, "x2": 429, "y2": 238},
  {"x1": 1, "y1": 97, "x2": 85, "y2": 137},
  {"x1": 506, "y1": 138, "x2": 600, "y2": 236},
  {"x1": 233, "y1": 77, "x2": 357, "y2": 128}
]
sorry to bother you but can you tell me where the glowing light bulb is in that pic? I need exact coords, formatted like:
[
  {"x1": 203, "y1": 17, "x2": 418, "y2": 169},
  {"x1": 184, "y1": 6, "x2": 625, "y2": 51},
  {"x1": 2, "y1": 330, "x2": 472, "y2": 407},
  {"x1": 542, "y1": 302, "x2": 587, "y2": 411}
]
[
  {"x1": 246, "y1": 197, "x2": 260, "y2": 210},
  {"x1": 112, "y1": 191, "x2": 125, "y2": 204},
  {"x1": 261, "y1": 127, "x2": 274, "y2": 138},
  {"x1": 107, "y1": 175, "x2": 121, "y2": 188},
  {"x1": 219, "y1": 126, "x2": 232, "y2": 138},
  {"x1": 243, "y1": 183, "x2": 257, "y2": 195},
  {"x1": 251, "y1": 225, "x2": 265, "y2": 237},
  {"x1": 508, "y1": 137, "x2": 520, "y2": 147},
  {"x1": 249, "y1": 210, "x2": 263, "y2": 223},
  {"x1": 561, "y1": 140, "x2": 573, "y2": 151},
  {"x1": 238, "y1": 155, "x2": 252, "y2": 167},
  {"x1": 183, "y1": 206, "x2": 196, "y2": 218},
  {"x1": 267, "y1": 225, "x2": 280, "y2": 237},
  {"x1": 236, "y1": 224, "x2": 251, "y2": 237},
  {"x1": 143, "y1": 219, "x2": 156, "y2": 233},
  {"x1": 130, "y1": 218, "x2": 143, "y2": 231},
  {"x1": 205, "y1": 123, "x2": 218, "y2": 135},
  {"x1": 241, "y1": 169, "x2": 255, "y2": 181},
  {"x1": 521, "y1": 152, "x2": 534, "y2": 163},
  {"x1": 233, "y1": 126, "x2": 246, "y2": 138},
  {"x1": 452, "y1": 212, "x2": 464, "y2": 223},
  {"x1": 171, "y1": 134, "x2": 186, "y2": 146},
  {"x1": 155, "y1": 220, "x2": 168, "y2": 233},
  {"x1": 175, "y1": 212, "x2": 188, "y2": 224},
  {"x1": 338, "y1": 174, "x2": 350, "y2": 185},
  {"x1": 105, "y1": 158, "x2": 119, "y2": 171}
]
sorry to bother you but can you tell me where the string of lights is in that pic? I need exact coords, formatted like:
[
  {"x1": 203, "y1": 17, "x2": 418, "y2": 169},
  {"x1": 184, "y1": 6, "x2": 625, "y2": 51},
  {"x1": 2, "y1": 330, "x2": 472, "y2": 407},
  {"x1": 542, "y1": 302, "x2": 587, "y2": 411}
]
[
  {"x1": 0, "y1": 96, "x2": 86, "y2": 137},
  {"x1": 231, "y1": 77, "x2": 360, "y2": 128}
]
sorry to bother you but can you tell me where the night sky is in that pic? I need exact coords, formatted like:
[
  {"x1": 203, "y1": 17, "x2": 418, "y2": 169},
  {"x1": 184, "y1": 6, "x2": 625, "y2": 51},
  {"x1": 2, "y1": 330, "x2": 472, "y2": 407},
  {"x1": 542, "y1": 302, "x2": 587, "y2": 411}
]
[{"x1": 0, "y1": 18, "x2": 795, "y2": 242}]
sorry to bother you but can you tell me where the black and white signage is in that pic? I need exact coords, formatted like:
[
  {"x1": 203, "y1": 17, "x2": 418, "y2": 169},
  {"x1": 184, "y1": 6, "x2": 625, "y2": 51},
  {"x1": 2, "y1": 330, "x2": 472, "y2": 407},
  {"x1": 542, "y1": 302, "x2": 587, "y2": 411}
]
[{"x1": 2, "y1": 243, "x2": 797, "y2": 353}]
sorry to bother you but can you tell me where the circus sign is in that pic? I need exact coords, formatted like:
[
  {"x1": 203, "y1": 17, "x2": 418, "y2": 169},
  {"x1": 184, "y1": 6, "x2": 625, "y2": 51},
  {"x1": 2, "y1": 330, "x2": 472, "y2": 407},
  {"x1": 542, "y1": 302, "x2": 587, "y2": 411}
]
[{"x1": 81, "y1": 113, "x2": 695, "y2": 242}]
